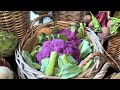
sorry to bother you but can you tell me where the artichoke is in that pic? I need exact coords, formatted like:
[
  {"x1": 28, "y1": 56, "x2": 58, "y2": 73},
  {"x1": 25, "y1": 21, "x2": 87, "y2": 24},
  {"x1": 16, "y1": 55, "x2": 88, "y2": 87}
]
[{"x1": 0, "y1": 30, "x2": 18, "y2": 57}]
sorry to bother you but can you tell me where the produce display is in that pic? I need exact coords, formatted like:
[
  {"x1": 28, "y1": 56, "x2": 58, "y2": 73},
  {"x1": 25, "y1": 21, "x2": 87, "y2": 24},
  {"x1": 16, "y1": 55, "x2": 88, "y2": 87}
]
[
  {"x1": 83, "y1": 11, "x2": 120, "y2": 45},
  {"x1": 21, "y1": 23, "x2": 95, "y2": 79},
  {"x1": 1, "y1": 11, "x2": 120, "y2": 79}
]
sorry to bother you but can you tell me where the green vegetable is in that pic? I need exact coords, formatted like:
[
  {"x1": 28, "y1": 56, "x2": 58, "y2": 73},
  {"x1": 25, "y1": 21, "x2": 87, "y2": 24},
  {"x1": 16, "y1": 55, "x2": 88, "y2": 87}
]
[
  {"x1": 109, "y1": 17, "x2": 120, "y2": 35},
  {"x1": 53, "y1": 66, "x2": 60, "y2": 76},
  {"x1": 21, "y1": 50, "x2": 41, "y2": 69},
  {"x1": 38, "y1": 35, "x2": 47, "y2": 44},
  {"x1": 60, "y1": 54, "x2": 70, "y2": 65},
  {"x1": 61, "y1": 63, "x2": 81, "y2": 79},
  {"x1": 78, "y1": 38, "x2": 93, "y2": 60},
  {"x1": 40, "y1": 58, "x2": 50, "y2": 73},
  {"x1": 0, "y1": 30, "x2": 18, "y2": 57},
  {"x1": 58, "y1": 56, "x2": 64, "y2": 69},
  {"x1": 76, "y1": 23, "x2": 85, "y2": 38},
  {"x1": 45, "y1": 51, "x2": 58, "y2": 76},
  {"x1": 70, "y1": 22, "x2": 76, "y2": 33},
  {"x1": 90, "y1": 12, "x2": 102, "y2": 32},
  {"x1": 30, "y1": 45, "x2": 41, "y2": 62},
  {"x1": 38, "y1": 34, "x2": 67, "y2": 45},
  {"x1": 81, "y1": 60, "x2": 93, "y2": 73},
  {"x1": 58, "y1": 54, "x2": 78, "y2": 77},
  {"x1": 64, "y1": 54, "x2": 78, "y2": 65}
]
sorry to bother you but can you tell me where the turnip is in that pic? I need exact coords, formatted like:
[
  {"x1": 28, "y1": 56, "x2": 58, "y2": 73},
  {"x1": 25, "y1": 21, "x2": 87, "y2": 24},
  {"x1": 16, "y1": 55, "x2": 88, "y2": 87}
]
[
  {"x1": 83, "y1": 15, "x2": 92, "y2": 24},
  {"x1": 0, "y1": 66, "x2": 14, "y2": 79},
  {"x1": 107, "y1": 20, "x2": 112, "y2": 28},
  {"x1": 88, "y1": 21, "x2": 93, "y2": 28},
  {"x1": 102, "y1": 26, "x2": 110, "y2": 37}
]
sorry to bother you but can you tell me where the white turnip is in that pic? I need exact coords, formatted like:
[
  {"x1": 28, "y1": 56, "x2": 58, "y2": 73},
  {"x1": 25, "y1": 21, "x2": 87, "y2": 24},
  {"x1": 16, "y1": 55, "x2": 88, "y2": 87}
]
[
  {"x1": 83, "y1": 15, "x2": 92, "y2": 24},
  {"x1": 88, "y1": 21, "x2": 93, "y2": 29},
  {"x1": 0, "y1": 66, "x2": 14, "y2": 79},
  {"x1": 102, "y1": 26, "x2": 110, "y2": 37},
  {"x1": 107, "y1": 20, "x2": 112, "y2": 28}
]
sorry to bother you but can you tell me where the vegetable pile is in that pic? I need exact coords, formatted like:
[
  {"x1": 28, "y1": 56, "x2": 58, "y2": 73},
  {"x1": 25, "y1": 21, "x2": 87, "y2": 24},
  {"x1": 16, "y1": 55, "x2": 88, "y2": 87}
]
[
  {"x1": 21, "y1": 25, "x2": 94, "y2": 79},
  {"x1": 83, "y1": 11, "x2": 120, "y2": 45}
]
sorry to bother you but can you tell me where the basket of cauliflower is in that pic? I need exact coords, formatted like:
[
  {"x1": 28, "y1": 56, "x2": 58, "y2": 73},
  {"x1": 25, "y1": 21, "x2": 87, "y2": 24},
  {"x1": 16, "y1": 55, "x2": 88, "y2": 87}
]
[{"x1": 15, "y1": 14, "x2": 110, "y2": 79}]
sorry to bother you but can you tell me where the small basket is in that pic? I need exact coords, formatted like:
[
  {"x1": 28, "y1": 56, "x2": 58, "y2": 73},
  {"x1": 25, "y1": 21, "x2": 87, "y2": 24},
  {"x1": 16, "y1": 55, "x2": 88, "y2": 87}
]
[
  {"x1": 15, "y1": 14, "x2": 109, "y2": 79},
  {"x1": 0, "y1": 11, "x2": 30, "y2": 40}
]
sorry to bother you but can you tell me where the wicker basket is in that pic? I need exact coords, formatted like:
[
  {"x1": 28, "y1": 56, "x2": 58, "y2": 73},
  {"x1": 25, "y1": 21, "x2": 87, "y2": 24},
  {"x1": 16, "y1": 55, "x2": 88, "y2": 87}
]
[
  {"x1": 52, "y1": 11, "x2": 89, "y2": 22},
  {"x1": 0, "y1": 11, "x2": 30, "y2": 40},
  {"x1": 15, "y1": 15, "x2": 109, "y2": 79},
  {"x1": 105, "y1": 33, "x2": 120, "y2": 71}
]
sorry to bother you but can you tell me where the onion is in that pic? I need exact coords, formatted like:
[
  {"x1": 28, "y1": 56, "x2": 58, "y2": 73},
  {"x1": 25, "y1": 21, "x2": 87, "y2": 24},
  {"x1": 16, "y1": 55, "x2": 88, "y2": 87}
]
[
  {"x1": 83, "y1": 15, "x2": 92, "y2": 24},
  {"x1": 107, "y1": 20, "x2": 112, "y2": 28}
]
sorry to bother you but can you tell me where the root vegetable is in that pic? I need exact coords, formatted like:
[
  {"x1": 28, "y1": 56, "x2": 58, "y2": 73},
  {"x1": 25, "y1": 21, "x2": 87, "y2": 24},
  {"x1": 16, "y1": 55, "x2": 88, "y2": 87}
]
[
  {"x1": 0, "y1": 66, "x2": 14, "y2": 79},
  {"x1": 83, "y1": 15, "x2": 92, "y2": 24},
  {"x1": 102, "y1": 27, "x2": 110, "y2": 37},
  {"x1": 107, "y1": 20, "x2": 112, "y2": 28},
  {"x1": 88, "y1": 21, "x2": 93, "y2": 28}
]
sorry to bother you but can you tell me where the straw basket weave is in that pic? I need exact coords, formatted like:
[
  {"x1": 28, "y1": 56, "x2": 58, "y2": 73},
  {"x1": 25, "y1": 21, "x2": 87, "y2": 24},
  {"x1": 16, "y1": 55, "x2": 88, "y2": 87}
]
[
  {"x1": 0, "y1": 11, "x2": 30, "y2": 40},
  {"x1": 15, "y1": 15, "x2": 110, "y2": 79},
  {"x1": 105, "y1": 33, "x2": 120, "y2": 71}
]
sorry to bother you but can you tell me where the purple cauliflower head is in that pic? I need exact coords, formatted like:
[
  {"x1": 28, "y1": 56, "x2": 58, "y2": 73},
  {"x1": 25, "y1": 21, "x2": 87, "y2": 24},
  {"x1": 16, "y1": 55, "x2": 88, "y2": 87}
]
[{"x1": 36, "y1": 29, "x2": 81, "y2": 63}]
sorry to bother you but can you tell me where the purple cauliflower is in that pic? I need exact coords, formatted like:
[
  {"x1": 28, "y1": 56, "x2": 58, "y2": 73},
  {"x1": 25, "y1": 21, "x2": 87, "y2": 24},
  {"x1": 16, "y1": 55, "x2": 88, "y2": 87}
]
[
  {"x1": 36, "y1": 39, "x2": 80, "y2": 63},
  {"x1": 36, "y1": 29, "x2": 81, "y2": 63}
]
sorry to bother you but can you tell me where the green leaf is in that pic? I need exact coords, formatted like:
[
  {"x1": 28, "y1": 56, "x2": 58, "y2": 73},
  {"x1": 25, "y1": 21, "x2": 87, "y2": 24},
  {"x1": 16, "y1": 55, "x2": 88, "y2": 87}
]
[
  {"x1": 76, "y1": 23, "x2": 85, "y2": 38},
  {"x1": 40, "y1": 58, "x2": 50, "y2": 73},
  {"x1": 53, "y1": 66, "x2": 60, "y2": 76},
  {"x1": 30, "y1": 45, "x2": 41, "y2": 62},
  {"x1": 90, "y1": 12, "x2": 102, "y2": 32},
  {"x1": 65, "y1": 54, "x2": 78, "y2": 65},
  {"x1": 70, "y1": 22, "x2": 76, "y2": 32},
  {"x1": 22, "y1": 50, "x2": 41, "y2": 69},
  {"x1": 78, "y1": 38, "x2": 93, "y2": 60},
  {"x1": 58, "y1": 56, "x2": 65, "y2": 69},
  {"x1": 38, "y1": 35, "x2": 47, "y2": 44},
  {"x1": 58, "y1": 34, "x2": 67, "y2": 41},
  {"x1": 109, "y1": 17, "x2": 120, "y2": 35},
  {"x1": 61, "y1": 63, "x2": 81, "y2": 79}
]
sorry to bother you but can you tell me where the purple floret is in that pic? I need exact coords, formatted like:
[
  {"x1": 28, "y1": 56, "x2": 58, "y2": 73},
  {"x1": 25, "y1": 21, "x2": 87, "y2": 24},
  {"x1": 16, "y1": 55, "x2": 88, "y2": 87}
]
[{"x1": 36, "y1": 29, "x2": 81, "y2": 64}]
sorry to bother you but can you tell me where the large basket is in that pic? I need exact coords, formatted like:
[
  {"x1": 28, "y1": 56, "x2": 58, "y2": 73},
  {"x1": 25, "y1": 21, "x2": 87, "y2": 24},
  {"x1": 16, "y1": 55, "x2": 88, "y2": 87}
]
[
  {"x1": 33, "y1": 11, "x2": 89, "y2": 22},
  {"x1": 52, "y1": 11, "x2": 89, "y2": 22},
  {"x1": 0, "y1": 11, "x2": 30, "y2": 40},
  {"x1": 15, "y1": 15, "x2": 110, "y2": 79},
  {"x1": 105, "y1": 33, "x2": 120, "y2": 71}
]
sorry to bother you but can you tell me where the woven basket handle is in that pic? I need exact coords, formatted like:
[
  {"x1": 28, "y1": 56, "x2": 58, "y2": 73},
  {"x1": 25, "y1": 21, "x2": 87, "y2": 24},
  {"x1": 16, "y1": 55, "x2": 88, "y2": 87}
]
[{"x1": 30, "y1": 14, "x2": 56, "y2": 31}]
